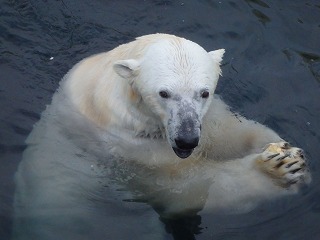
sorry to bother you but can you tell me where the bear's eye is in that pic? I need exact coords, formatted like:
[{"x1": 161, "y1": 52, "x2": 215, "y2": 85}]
[
  {"x1": 201, "y1": 90, "x2": 209, "y2": 99},
  {"x1": 159, "y1": 91, "x2": 170, "y2": 99}
]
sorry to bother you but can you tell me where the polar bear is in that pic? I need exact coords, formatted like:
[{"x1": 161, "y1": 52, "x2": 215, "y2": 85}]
[{"x1": 13, "y1": 34, "x2": 310, "y2": 240}]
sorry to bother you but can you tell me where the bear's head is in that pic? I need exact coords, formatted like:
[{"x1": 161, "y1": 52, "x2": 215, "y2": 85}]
[{"x1": 114, "y1": 37, "x2": 224, "y2": 159}]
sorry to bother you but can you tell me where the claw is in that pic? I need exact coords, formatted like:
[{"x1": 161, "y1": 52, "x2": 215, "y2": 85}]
[
  {"x1": 276, "y1": 153, "x2": 290, "y2": 161},
  {"x1": 282, "y1": 142, "x2": 291, "y2": 149},
  {"x1": 297, "y1": 149, "x2": 305, "y2": 159},
  {"x1": 286, "y1": 160, "x2": 299, "y2": 168},
  {"x1": 275, "y1": 161, "x2": 285, "y2": 168},
  {"x1": 267, "y1": 153, "x2": 280, "y2": 160},
  {"x1": 290, "y1": 168, "x2": 302, "y2": 174},
  {"x1": 297, "y1": 149, "x2": 303, "y2": 154},
  {"x1": 288, "y1": 179, "x2": 298, "y2": 185}
]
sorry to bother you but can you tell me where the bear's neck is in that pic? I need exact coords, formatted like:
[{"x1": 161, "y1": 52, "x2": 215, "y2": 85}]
[{"x1": 124, "y1": 99, "x2": 166, "y2": 139}]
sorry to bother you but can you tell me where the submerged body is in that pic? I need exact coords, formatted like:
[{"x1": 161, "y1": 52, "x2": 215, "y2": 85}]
[{"x1": 13, "y1": 34, "x2": 310, "y2": 239}]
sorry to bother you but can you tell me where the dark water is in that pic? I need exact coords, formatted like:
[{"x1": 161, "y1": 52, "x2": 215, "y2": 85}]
[{"x1": 1, "y1": 0, "x2": 320, "y2": 239}]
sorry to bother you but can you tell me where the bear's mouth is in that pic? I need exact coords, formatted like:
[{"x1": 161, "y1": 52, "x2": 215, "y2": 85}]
[{"x1": 172, "y1": 147, "x2": 194, "y2": 159}]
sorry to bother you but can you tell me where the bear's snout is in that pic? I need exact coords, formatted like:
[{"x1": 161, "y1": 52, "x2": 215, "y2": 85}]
[
  {"x1": 174, "y1": 136, "x2": 199, "y2": 150},
  {"x1": 172, "y1": 132, "x2": 200, "y2": 159},
  {"x1": 168, "y1": 113, "x2": 201, "y2": 158}
]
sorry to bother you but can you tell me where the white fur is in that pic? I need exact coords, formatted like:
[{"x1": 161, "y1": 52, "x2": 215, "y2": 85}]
[{"x1": 13, "y1": 34, "x2": 310, "y2": 239}]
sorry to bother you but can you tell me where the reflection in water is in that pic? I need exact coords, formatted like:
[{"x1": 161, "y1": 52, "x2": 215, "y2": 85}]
[{"x1": 251, "y1": 9, "x2": 270, "y2": 25}]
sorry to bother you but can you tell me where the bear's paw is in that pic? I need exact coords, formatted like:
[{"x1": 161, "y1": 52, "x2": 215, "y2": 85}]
[{"x1": 256, "y1": 142, "x2": 311, "y2": 188}]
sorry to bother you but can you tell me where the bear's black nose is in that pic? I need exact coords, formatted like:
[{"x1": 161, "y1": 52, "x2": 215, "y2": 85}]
[{"x1": 175, "y1": 136, "x2": 199, "y2": 150}]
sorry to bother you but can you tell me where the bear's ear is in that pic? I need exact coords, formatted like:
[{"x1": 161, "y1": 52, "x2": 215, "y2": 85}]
[
  {"x1": 208, "y1": 49, "x2": 225, "y2": 65},
  {"x1": 113, "y1": 59, "x2": 140, "y2": 79}
]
